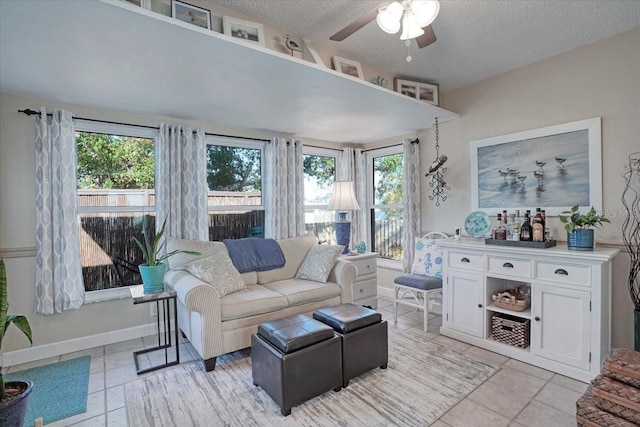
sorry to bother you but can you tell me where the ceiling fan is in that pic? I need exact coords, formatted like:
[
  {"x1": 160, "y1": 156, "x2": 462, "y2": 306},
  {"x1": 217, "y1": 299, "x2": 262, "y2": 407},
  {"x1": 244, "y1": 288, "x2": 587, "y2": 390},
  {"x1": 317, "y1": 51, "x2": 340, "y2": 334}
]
[{"x1": 330, "y1": 0, "x2": 439, "y2": 48}]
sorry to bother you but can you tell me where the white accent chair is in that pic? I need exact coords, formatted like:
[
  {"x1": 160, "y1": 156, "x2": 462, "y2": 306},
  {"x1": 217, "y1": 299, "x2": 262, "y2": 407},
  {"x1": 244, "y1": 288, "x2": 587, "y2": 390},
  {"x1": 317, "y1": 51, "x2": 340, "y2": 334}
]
[{"x1": 393, "y1": 232, "x2": 449, "y2": 331}]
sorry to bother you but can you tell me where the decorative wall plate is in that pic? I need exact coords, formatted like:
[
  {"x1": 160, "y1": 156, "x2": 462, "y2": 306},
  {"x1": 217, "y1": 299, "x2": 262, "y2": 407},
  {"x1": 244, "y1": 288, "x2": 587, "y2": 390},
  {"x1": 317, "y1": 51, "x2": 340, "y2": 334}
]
[{"x1": 464, "y1": 211, "x2": 491, "y2": 238}]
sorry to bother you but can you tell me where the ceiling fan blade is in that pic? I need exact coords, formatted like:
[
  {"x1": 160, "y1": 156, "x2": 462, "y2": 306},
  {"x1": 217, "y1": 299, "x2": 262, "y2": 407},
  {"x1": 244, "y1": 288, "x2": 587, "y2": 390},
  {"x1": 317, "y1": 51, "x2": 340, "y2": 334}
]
[
  {"x1": 416, "y1": 24, "x2": 437, "y2": 48},
  {"x1": 329, "y1": 5, "x2": 384, "y2": 42}
]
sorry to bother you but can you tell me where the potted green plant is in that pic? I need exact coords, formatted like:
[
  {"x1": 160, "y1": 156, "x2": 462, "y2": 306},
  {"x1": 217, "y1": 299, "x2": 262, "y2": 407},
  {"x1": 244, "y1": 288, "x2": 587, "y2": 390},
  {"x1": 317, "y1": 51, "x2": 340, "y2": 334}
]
[
  {"x1": 559, "y1": 205, "x2": 610, "y2": 251},
  {"x1": 0, "y1": 258, "x2": 33, "y2": 427},
  {"x1": 134, "y1": 217, "x2": 200, "y2": 293}
]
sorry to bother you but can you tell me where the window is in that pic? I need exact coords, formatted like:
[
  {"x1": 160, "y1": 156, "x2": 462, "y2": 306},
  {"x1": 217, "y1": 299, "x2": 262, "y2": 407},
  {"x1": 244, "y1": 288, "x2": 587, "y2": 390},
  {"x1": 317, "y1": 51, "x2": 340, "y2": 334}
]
[
  {"x1": 206, "y1": 136, "x2": 264, "y2": 241},
  {"x1": 367, "y1": 146, "x2": 404, "y2": 260},
  {"x1": 303, "y1": 148, "x2": 336, "y2": 243},
  {"x1": 76, "y1": 121, "x2": 156, "y2": 291}
]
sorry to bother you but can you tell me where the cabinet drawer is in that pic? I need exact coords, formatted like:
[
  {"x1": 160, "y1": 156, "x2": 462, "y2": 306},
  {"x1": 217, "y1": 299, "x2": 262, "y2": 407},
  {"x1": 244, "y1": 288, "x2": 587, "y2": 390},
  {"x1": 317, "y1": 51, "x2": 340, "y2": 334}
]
[
  {"x1": 353, "y1": 278, "x2": 377, "y2": 300},
  {"x1": 447, "y1": 252, "x2": 483, "y2": 271},
  {"x1": 535, "y1": 262, "x2": 591, "y2": 286},
  {"x1": 487, "y1": 256, "x2": 531, "y2": 278},
  {"x1": 350, "y1": 258, "x2": 377, "y2": 278}
]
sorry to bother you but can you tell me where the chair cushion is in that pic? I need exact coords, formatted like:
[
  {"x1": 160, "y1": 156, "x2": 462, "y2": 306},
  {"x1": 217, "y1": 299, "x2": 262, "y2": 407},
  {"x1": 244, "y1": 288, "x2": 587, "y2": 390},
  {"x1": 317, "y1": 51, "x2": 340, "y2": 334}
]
[
  {"x1": 411, "y1": 237, "x2": 444, "y2": 278},
  {"x1": 394, "y1": 274, "x2": 442, "y2": 291},
  {"x1": 257, "y1": 314, "x2": 334, "y2": 354}
]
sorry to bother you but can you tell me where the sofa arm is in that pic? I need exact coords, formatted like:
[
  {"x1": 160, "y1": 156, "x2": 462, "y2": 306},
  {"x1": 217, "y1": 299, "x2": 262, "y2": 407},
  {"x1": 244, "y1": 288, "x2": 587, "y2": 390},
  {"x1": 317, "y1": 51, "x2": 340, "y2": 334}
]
[
  {"x1": 164, "y1": 270, "x2": 223, "y2": 360},
  {"x1": 327, "y1": 259, "x2": 357, "y2": 303}
]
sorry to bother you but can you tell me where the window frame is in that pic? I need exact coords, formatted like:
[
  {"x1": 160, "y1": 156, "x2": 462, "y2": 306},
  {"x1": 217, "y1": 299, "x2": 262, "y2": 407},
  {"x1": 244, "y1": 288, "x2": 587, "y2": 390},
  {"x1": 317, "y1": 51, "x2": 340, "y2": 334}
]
[
  {"x1": 75, "y1": 120, "x2": 157, "y2": 301},
  {"x1": 205, "y1": 135, "x2": 265, "y2": 212},
  {"x1": 302, "y1": 146, "x2": 337, "y2": 211},
  {"x1": 365, "y1": 144, "x2": 404, "y2": 265}
]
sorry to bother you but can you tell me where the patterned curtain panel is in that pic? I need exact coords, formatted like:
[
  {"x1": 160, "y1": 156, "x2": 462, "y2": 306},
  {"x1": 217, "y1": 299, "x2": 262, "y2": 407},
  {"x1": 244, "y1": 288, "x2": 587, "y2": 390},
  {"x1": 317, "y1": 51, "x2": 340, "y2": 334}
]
[
  {"x1": 337, "y1": 147, "x2": 366, "y2": 248},
  {"x1": 264, "y1": 137, "x2": 305, "y2": 239},
  {"x1": 35, "y1": 108, "x2": 85, "y2": 314},
  {"x1": 156, "y1": 124, "x2": 208, "y2": 241},
  {"x1": 402, "y1": 139, "x2": 421, "y2": 273}
]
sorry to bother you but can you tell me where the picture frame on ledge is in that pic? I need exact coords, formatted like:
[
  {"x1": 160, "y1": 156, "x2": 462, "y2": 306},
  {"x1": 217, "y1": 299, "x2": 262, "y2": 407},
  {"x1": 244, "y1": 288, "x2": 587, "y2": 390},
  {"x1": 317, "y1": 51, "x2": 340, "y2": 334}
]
[
  {"x1": 394, "y1": 78, "x2": 439, "y2": 106},
  {"x1": 332, "y1": 56, "x2": 365, "y2": 80},
  {"x1": 470, "y1": 117, "x2": 602, "y2": 216},
  {"x1": 172, "y1": 0, "x2": 211, "y2": 30},
  {"x1": 223, "y1": 16, "x2": 266, "y2": 46}
]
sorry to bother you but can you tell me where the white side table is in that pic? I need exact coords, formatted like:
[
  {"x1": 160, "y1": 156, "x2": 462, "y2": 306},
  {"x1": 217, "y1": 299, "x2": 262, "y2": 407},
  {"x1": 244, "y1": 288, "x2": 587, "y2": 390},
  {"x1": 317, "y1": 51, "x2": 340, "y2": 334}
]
[{"x1": 341, "y1": 252, "x2": 378, "y2": 308}]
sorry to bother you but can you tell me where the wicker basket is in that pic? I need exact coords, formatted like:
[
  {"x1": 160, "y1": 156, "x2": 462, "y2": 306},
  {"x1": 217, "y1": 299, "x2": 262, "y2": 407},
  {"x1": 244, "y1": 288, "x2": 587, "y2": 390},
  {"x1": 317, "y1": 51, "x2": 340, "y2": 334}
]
[
  {"x1": 577, "y1": 386, "x2": 637, "y2": 427},
  {"x1": 492, "y1": 290, "x2": 531, "y2": 312},
  {"x1": 491, "y1": 313, "x2": 530, "y2": 348},
  {"x1": 592, "y1": 374, "x2": 640, "y2": 424},
  {"x1": 604, "y1": 348, "x2": 640, "y2": 388}
]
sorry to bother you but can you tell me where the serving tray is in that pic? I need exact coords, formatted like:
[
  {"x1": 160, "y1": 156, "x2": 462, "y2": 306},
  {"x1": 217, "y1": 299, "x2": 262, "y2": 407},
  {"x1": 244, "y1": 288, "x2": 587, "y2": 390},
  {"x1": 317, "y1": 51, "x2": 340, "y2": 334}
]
[{"x1": 484, "y1": 239, "x2": 557, "y2": 248}]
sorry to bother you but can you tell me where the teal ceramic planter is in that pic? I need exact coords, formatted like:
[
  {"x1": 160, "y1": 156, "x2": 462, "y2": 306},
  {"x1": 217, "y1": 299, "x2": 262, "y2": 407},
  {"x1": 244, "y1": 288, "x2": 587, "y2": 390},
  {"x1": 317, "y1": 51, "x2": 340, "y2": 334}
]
[
  {"x1": 567, "y1": 229, "x2": 594, "y2": 251},
  {"x1": 139, "y1": 263, "x2": 166, "y2": 293}
]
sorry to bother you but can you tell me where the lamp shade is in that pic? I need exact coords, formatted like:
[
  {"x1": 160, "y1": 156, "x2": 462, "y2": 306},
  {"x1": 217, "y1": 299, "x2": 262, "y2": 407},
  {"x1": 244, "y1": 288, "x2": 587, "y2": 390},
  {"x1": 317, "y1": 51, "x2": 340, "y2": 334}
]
[
  {"x1": 327, "y1": 181, "x2": 361, "y2": 211},
  {"x1": 400, "y1": 11, "x2": 425, "y2": 40},
  {"x1": 412, "y1": 0, "x2": 440, "y2": 27},
  {"x1": 376, "y1": 1, "x2": 403, "y2": 34}
]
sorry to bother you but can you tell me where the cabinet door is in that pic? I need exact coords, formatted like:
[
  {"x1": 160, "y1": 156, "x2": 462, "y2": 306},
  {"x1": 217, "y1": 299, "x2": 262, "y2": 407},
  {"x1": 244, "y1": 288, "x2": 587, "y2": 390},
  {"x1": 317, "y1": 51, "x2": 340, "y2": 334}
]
[
  {"x1": 445, "y1": 270, "x2": 484, "y2": 338},
  {"x1": 531, "y1": 283, "x2": 591, "y2": 370}
]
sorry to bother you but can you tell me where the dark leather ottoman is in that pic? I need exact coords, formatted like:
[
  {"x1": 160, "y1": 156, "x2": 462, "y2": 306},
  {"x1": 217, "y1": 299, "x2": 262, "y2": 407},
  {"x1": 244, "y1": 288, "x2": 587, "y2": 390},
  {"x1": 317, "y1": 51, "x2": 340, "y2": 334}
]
[
  {"x1": 251, "y1": 314, "x2": 342, "y2": 416},
  {"x1": 313, "y1": 303, "x2": 388, "y2": 387}
]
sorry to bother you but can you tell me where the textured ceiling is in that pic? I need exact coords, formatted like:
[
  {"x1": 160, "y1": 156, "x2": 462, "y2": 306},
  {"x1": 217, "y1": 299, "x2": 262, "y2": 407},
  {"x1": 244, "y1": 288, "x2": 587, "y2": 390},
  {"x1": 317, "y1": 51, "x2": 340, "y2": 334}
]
[{"x1": 212, "y1": 0, "x2": 640, "y2": 92}]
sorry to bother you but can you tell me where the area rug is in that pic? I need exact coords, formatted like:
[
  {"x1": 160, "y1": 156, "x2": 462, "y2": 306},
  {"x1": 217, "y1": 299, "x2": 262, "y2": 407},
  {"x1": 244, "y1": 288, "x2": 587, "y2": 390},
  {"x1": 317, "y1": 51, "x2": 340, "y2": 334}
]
[
  {"x1": 5, "y1": 355, "x2": 91, "y2": 426},
  {"x1": 126, "y1": 328, "x2": 499, "y2": 426}
]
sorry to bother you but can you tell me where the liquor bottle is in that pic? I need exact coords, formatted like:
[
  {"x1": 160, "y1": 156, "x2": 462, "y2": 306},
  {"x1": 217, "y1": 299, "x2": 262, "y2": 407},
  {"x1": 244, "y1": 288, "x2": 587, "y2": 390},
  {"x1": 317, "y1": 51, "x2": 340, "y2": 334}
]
[
  {"x1": 507, "y1": 213, "x2": 516, "y2": 240},
  {"x1": 520, "y1": 213, "x2": 533, "y2": 241},
  {"x1": 513, "y1": 209, "x2": 521, "y2": 240},
  {"x1": 541, "y1": 209, "x2": 547, "y2": 229},
  {"x1": 502, "y1": 210, "x2": 508, "y2": 225},
  {"x1": 532, "y1": 208, "x2": 545, "y2": 242},
  {"x1": 493, "y1": 213, "x2": 507, "y2": 240}
]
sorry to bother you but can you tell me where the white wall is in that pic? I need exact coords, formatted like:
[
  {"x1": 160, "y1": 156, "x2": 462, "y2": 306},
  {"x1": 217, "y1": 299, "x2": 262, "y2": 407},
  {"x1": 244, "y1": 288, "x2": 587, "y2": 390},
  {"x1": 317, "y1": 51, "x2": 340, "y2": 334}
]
[{"x1": 379, "y1": 27, "x2": 640, "y2": 349}]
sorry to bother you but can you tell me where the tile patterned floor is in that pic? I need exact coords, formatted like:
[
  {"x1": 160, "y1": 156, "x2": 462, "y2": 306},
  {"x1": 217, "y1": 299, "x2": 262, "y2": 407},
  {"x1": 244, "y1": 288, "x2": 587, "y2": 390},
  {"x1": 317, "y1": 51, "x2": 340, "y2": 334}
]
[{"x1": 5, "y1": 297, "x2": 586, "y2": 426}]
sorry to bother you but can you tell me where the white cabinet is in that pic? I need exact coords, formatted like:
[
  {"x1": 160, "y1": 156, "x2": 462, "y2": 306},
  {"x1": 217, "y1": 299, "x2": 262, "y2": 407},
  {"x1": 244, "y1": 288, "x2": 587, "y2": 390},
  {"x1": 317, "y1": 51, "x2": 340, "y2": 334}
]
[
  {"x1": 531, "y1": 283, "x2": 591, "y2": 370},
  {"x1": 341, "y1": 252, "x2": 378, "y2": 308},
  {"x1": 445, "y1": 270, "x2": 484, "y2": 338},
  {"x1": 439, "y1": 239, "x2": 619, "y2": 383}
]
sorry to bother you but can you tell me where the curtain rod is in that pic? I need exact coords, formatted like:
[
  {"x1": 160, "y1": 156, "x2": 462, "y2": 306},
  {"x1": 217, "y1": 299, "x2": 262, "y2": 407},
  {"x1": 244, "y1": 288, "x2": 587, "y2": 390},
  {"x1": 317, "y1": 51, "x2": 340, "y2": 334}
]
[
  {"x1": 17, "y1": 109, "x2": 270, "y2": 143},
  {"x1": 361, "y1": 138, "x2": 418, "y2": 153}
]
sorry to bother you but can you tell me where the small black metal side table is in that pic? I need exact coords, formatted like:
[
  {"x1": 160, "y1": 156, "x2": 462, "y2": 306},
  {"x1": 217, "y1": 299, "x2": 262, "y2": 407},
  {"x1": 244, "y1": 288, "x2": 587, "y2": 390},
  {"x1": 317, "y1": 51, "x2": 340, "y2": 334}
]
[{"x1": 129, "y1": 284, "x2": 180, "y2": 375}]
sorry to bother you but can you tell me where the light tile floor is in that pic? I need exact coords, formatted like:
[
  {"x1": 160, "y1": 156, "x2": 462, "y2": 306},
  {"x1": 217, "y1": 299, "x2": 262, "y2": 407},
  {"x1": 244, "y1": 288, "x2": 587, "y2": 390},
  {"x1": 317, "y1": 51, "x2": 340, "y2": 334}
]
[{"x1": 5, "y1": 297, "x2": 587, "y2": 426}]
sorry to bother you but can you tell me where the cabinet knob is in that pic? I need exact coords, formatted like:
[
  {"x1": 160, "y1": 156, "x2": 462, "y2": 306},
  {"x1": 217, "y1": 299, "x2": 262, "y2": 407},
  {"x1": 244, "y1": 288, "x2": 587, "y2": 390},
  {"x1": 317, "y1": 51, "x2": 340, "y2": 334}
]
[
  {"x1": 461, "y1": 257, "x2": 470, "y2": 263},
  {"x1": 366, "y1": 265, "x2": 371, "y2": 269},
  {"x1": 554, "y1": 268, "x2": 569, "y2": 275},
  {"x1": 477, "y1": 303, "x2": 483, "y2": 308},
  {"x1": 535, "y1": 316, "x2": 540, "y2": 321},
  {"x1": 359, "y1": 289, "x2": 364, "y2": 293},
  {"x1": 502, "y1": 262, "x2": 514, "y2": 268}
]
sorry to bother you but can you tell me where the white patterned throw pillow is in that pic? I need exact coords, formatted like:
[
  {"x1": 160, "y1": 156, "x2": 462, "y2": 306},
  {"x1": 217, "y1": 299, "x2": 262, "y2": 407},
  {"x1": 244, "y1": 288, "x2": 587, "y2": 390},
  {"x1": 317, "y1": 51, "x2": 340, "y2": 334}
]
[
  {"x1": 411, "y1": 237, "x2": 444, "y2": 278},
  {"x1": 296, "y1": 245, "x2": 343, "y2": 283},
  {"x1": 183, "y1": 251, "x2": 245, "y2": 297}
]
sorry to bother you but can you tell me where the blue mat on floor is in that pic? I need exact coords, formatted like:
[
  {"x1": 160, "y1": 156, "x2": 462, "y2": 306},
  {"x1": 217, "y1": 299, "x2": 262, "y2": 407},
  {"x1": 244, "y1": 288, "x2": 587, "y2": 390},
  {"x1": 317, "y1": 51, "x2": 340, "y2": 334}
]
[{"x1": 5, "y1": 355, "x2": 91, "y2": 426}]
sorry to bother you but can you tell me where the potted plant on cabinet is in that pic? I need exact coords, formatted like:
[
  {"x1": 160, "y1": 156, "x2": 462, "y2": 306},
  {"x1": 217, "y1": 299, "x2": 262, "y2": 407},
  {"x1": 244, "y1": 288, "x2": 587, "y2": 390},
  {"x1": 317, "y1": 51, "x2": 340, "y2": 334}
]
[
  {"x1": 134, "y1": 217, "x2": 200, "y2": 293},
  {"x1": 559, "y1": 205, "x2": 610, "y2": 251},
  {"x1": 0, "y1": 259, "x2": 33, "y2": 427}
]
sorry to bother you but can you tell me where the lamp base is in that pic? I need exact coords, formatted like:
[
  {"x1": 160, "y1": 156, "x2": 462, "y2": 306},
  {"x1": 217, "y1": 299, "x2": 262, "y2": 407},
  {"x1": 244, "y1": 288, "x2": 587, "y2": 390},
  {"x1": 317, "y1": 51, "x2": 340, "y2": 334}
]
[{"x1": 335, "y1": 221, "x2": 351, "y2": 254}]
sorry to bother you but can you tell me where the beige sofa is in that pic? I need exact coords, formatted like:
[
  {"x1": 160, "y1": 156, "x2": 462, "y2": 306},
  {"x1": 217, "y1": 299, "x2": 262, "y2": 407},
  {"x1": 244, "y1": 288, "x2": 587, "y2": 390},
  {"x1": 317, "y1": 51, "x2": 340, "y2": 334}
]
[{"x1": 164, "y1": 232, "x2": 357, "y2": 371}]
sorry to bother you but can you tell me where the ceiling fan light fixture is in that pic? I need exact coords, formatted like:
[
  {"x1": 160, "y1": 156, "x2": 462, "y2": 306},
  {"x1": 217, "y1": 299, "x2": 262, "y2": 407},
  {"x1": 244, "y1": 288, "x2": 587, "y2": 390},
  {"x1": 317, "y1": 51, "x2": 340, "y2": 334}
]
[
  {"x1": 376, "y1": 1, "x2": 403, "y2": 34},
  {"x1": 400, "y1": 11, "x2": 425, "y2": 40},
  {"x1": 412, "y1": 0, "x2": 440, "y2": 27}
]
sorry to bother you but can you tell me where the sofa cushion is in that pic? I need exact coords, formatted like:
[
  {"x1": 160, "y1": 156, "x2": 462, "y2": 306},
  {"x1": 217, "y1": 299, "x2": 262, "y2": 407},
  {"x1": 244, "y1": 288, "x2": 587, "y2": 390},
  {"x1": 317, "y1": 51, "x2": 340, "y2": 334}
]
[
  {"x1": 263, "y1": 279, "x2": 342, "y2": 307},
  {"x1": 296, "y1": 244, "x2": 342, "y2": 283},
  {"x1": 166, "y1": 238, "x2": 227, "y2": 270},
  {"x1": 220, "y1": 285, "x2": 289, "y2": 321},
  {"x1": 182, "y1": 252, "x2": 245, "y2": 297},
  {"x1": 256, "y1": 232, "x2": 317, "y2": 285}
]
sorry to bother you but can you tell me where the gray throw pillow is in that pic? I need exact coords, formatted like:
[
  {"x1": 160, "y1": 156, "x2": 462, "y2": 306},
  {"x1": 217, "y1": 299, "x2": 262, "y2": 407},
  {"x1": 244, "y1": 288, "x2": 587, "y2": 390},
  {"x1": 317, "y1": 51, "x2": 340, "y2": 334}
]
[
  {"x1": 295, "y1": 245, "x2": 343, "y2": 283},
  {"x1": 183, "y1": 251, "x2": 245, "y2": 297}
]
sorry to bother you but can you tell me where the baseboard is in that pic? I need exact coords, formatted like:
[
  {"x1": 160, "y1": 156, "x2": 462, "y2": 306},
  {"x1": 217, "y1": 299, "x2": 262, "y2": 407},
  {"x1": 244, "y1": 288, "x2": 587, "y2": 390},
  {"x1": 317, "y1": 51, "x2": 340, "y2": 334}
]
[
  {"x1": 3, "y1": 322, "x2": 161, "y2": 367},
  {"x1": 378, "y1": 286, "x2": 393, "y2": 300}
]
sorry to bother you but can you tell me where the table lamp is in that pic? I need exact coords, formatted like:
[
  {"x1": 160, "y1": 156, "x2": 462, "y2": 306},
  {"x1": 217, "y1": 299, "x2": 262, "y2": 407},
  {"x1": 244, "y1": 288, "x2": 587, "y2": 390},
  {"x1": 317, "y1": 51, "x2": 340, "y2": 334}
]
[{"x1": 327, "y1": 181, "x2": 361, "y2": 254}]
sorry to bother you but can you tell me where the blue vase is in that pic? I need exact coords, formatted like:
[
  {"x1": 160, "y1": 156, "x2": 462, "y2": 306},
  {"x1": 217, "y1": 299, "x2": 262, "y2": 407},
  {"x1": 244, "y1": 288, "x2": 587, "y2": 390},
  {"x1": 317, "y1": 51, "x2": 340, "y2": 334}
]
[
  {"x1": 567, "y1": 229, "x2": 594, "y2": 251},
  {"x1": 139, "y1": 263, "x2": 166, "y2": 293}
]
